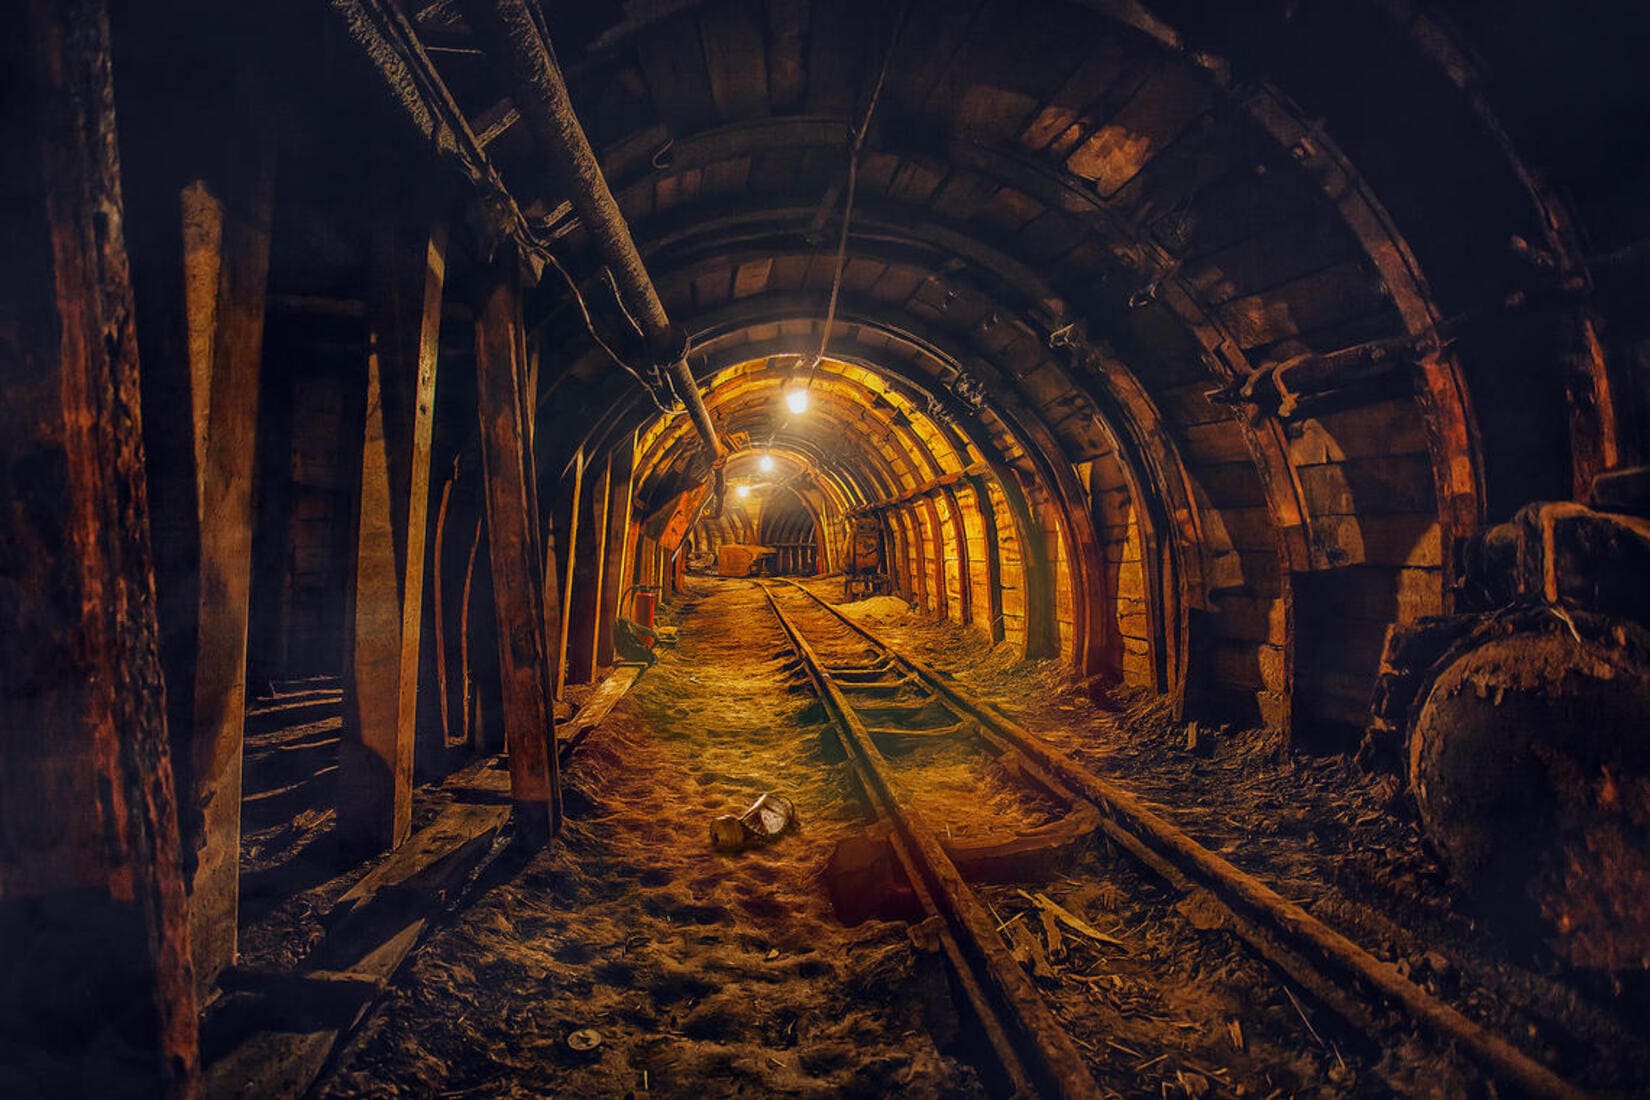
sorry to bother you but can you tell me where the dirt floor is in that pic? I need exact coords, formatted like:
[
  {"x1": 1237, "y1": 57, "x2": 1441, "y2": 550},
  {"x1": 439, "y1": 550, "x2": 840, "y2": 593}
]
[
  {"x1": 315, "y1": 578, "x2": 986, "y2": 1098},
  {"x1": 222, "y1": 574, "x2": 1649, "y2": 1097}
]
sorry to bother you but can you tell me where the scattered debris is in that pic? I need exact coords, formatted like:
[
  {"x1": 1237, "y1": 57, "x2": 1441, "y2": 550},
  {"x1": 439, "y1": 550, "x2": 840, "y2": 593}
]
[
  {"x1": 566, "y1": 1028, "x2": 603, "y2": 1052},
  {"x1": 1017, "y1": 889, "x2": 1126, "y2": 947},
  {"x1": 709, "y1": 791, "x2": 798, "y2": 852}
]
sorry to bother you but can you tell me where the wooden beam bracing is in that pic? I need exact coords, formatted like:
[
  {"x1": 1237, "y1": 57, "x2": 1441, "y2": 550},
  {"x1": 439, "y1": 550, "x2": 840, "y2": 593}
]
[{"x1": 473, "y1": 252, "x2": 559, "y2": 839}]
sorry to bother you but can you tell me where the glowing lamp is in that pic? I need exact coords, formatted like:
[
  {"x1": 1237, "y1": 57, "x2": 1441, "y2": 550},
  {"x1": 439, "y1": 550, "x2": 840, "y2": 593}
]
[
  {"x1": 785, "y1": 386, "x2": 809, "y2": 415},
  {"x1": 758, "y1": 454, "x2": 775, "y2": 473},
  {"x1": 736, "y1": 484, "x2": 752, "y2": 498}
]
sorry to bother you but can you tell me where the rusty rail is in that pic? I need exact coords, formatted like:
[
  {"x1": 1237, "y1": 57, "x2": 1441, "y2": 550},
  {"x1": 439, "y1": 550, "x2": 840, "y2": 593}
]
[
  {"x1": 772, "y1": 578, "x2": 1586, "y2": 1100},
  {"x1": 760, "y1": 582, "x2": 1103, "y2": 1099}
]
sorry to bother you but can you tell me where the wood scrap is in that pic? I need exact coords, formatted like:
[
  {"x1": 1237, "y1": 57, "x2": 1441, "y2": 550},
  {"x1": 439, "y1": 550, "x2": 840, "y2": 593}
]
[
  {"x1": 1017, "y1": 889, "x2": 1127, "y2": 947},
  {"x1": 1039, "y1": 907, "x2": 1067, "y2": 963}
]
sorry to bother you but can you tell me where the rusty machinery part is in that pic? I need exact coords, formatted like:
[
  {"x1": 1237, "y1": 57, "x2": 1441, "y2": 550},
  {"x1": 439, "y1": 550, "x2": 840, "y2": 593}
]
[
  {"x1": 1408, "y1": 611, "x2": 1650, "y2": 972},
  {"x1": 1371, "y1": 499, "x2": 1650, "y2": 971},
  {"x1": 1366, "y1": 504, "x2": 1650, "y2": 969},
  {"x1": 767, "y1": 579, "x2": 1585, "y2": 1100},
  {"x1": 847, "y1": 516, "x2": 886, "y2": 576}
]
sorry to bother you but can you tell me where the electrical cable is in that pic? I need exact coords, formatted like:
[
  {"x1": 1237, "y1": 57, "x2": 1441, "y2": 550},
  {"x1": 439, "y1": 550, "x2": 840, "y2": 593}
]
[
  {"x1": 540, "y1": 247, "x2": 676, "y2": 415},
  {"x1": 805, "y1": 1, "x2": 911, "y2": 392}
]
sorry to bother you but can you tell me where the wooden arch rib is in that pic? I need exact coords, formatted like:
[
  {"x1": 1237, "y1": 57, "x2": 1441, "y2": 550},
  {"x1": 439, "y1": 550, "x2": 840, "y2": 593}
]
[{"x1": 528, "y1": 1, "x2": 1495, "y2": 720}]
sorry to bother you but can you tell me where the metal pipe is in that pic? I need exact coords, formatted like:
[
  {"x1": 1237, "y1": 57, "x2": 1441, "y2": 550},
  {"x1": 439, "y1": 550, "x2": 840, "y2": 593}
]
[{"x1": 481, "y1": 0, "x2": 726, "y2": 478}]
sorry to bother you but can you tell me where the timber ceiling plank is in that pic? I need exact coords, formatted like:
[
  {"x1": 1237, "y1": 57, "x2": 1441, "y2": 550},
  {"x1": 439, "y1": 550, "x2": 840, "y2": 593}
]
[{"x1": 634, "y1": 10, "x2": 721, "y2": 134}]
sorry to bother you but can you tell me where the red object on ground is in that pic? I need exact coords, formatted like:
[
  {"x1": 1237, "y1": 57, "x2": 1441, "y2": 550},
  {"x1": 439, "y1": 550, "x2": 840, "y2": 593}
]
[{"x1": 633, "y1": 589, "x2": 657, "y2": 631}]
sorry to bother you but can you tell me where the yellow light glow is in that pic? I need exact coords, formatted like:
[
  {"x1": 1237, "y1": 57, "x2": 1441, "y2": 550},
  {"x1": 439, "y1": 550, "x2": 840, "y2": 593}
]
[
  {"x1": 785, "y1": 387, "x2": 809, "y2": 415},
  {"x1": 758, "y1": 454, "x2": 775, "y2": 473},
  {"x1": 736, "y1": 484, "x2": 752, "y2": 498}
]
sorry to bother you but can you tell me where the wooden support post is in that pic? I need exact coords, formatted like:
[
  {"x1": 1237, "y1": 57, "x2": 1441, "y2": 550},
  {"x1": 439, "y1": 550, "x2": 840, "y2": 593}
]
[
  {"x1": 941, "y1": 486, "x2": 973, "y2": 626},
  {"x1": 994, "y1": 466, "x2": 1059, "y2": 659},
  {"x1": 903, "y1": 509, "x2": 931, "y2": 612},
  {"x1": 970, "y1": 476, "x2": 1008, "y2": 644},
  {"x1": 566, "y1": 451, "x2": 613, "y2": 684},
  {"x1": 472, "y1": 253, "x2": 559, "y2": 840},
  {"x1": 554, "y1": 448, "x2": 584, "y2": 697},
  {"x1": 184, "y1": 76, "x2": 275, "y2": 991},
  {"x1": 920, "y1": 498, "x2": 949, "y2": 620},
  {"x1": 596, "y1": 434, "x2": 637, "y2": 666},
  {"x1": 339, "y1": 219, "x2": 447, "y2": 853},
  {"x1": 0, "y1": 2, "x2": 200, "y2": 1092}
]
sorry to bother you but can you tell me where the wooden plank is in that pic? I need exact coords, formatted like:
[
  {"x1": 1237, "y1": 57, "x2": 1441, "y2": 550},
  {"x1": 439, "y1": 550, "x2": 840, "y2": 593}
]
[
  {"x1": 700, "y1": 0, "x2": 769, "y2": 122},
  {"x1": 205, "y1": 765, "x2": 511, "y2": 1100},
  {"x1": 766, "y1": 0, "x2": 808, "y2": 113},
  {"x1": 0, "y1": 2, "x2": 199, "y2": 1091},
  {"x1": 473, "y1": 256, "x2": 558, "y2": 840},
  {"x1": 565, "y1": 449, "x2": 612, "y2": 685},
  {"x1": 634, "y1": 10, "x2": 720, "y2": 134},
  {"x1": 187, "y1": 72, "x2": 276, "y2": 993},
  {"x1": 558, "y1": 665, "x2": 646, "y2": 763},
  {"x1": 1216, "y1": 260, "x2": 1390, "y2": 350},
  {"x1": 596, "y1": 434, "x2": 637, "y2": 667},
  {"x1": 554, "y1": 448, "x2": 584, "y2": 697},
  {"x1": 339, "y1": 220, "x2": 446, "y2": 853},
  {"x1": 969, "y1": 476, "x2": 1007, "y2": 643}
]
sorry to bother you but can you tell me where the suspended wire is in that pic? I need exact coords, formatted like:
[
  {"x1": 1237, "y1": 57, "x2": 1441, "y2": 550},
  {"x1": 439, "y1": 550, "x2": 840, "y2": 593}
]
[
  {"x1": 540, "y1": 248, "x2": 676, "y2": 416},
  {"x1": 805, "y1": 1, "x2": 911, "y2": 392},
  {"x1": 602, "y1": 264, "x2": 647, "y2": 342}
]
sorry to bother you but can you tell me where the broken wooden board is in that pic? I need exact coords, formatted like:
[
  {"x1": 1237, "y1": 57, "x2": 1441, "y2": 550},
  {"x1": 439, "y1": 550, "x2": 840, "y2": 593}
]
[
  {"x1": 558, "y1": 663, "x2": 644, "y2": 764},
  {"x1": 204, "y1": 761, "x2": 513, "y2": 1099}
]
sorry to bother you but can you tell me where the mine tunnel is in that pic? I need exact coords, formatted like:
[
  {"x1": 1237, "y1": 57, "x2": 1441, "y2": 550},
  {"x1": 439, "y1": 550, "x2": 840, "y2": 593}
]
[{"x1": 4, "y1": 0, "x2": 1650, "y2": 1096}]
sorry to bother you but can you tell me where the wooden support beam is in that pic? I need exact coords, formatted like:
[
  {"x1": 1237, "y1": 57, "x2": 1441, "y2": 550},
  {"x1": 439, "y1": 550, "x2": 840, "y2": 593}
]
[
  {"x1": 970, "y1": 476, "x2": 1008, "y2": 644},
  {"x1": 185, "y1": 73, "x2": 276, "y2": 991},
  {"x1": 0, "y1": 1, "x2": 199, "y2": 1091},
  {"x1": 596, "y1": 434, "x2": 637, "y2": 667},
  {"x1": 339, "y1": 219, "x2": 447, "y2": 853},
  {"x1": 851, "y1": 462, "x2": 990, "y2": 515},
  {"x1": 566, "y1": 451, "x2": 613, "y2": 685},
  {"x1": 920, "y1": 497, "x2": 949, "y2": 620},
  {"x1": 941, "y1": 485, "x2": 973, "y2": 626},
  {"x1": 473, "y1": 254, "x2": 559, "y2": 840},
  {"x1": 554, "y1": 447, "x2": 585, "y2": 697},
  {"x1": 991, "y1": 466, "x2": 1059, "y2": 659}
]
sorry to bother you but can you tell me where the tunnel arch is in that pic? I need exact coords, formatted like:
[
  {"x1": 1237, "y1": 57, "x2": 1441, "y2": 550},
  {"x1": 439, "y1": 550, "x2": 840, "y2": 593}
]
[
  {"x1": 29, "y1": 2, "x2": 1650, "y2": 1079},
  {"x1": 509, "y1": 0, "x2": 1597, "y2": 737}
]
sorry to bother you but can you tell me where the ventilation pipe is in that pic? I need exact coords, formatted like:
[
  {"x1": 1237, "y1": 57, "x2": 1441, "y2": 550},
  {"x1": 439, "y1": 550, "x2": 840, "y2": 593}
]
[{"x1": 477, "y1": 0, "x2": 727, "y2": 509}]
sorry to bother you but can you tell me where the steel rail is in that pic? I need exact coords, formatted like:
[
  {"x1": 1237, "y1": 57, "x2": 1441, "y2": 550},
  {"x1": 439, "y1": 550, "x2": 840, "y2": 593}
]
[
  {"x1": 771, "y1": 578, "x2": 1586, "y2": 1100},
  {"x1": 760, "y1": 584, "x2": 1103, "y2": 1100}
]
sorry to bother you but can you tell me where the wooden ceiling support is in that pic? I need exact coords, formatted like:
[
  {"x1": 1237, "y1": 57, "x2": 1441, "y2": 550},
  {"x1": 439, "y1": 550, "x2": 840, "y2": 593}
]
[
  {"x1": 595, "y1": 435, "x2": 637, "y2": 668},
  {"x1": 473, "y1": 252, "x2": 560, "y2": 841},
  {"x1": 338, "y1": 219, "x2": 448, "y2": 854}
]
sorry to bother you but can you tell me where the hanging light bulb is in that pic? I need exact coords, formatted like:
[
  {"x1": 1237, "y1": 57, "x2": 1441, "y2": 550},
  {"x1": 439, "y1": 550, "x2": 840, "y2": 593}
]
[
  {"x1": 785, "y1": 386, "x2": 809, "y2": 415},
  {"x1": 758, "y1": 454, "x2": 775, "y2": 473}
]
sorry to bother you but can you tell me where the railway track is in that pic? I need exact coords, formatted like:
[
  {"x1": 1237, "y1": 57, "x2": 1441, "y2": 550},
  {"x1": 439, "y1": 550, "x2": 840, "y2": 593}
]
[{"x1": 760, "y1": 578, "x2": 1584, "y2": 1100}]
